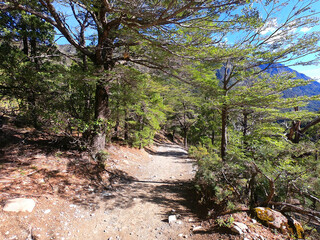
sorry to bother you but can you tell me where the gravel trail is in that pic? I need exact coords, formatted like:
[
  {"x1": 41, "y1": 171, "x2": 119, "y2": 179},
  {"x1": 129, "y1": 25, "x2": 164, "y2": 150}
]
[{"x1": 73, "y1": 143, "x2": 198, "y2": 240}]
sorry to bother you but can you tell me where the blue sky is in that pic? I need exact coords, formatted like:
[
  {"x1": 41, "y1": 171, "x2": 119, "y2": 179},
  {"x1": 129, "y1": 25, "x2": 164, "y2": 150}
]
[
  {"x1": 253, "y1": 0, "x2": 320, "y2": 81},
  {"x1": 54, "y1": 0, "x2": 320, "y2": 80}
]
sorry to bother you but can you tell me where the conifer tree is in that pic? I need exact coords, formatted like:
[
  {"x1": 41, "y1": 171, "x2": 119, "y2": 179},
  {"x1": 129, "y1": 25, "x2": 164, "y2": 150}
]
[{"x1": 0, "y1": 0, "x2": 256, "y2": 155}]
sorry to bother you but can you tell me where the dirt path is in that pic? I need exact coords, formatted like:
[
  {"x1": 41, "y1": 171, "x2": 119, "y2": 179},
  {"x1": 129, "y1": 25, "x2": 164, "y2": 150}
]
[
  {"x1": 2, "y1": 135, "x2": 295, "y2": 240},
  {"x1": 1, "y1": 142, "x2": 201, "y2": 240},
  {"x1": 72, "y1": 143, "x2": 198, "y2": 240}
]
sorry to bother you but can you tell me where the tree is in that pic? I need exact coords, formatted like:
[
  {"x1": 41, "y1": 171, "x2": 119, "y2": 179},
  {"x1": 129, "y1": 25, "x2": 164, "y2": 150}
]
[
  {"x1": 108, "y1": 65, "x2": 167, "y2": 148},
  {"x1": 0, "y1": 8, "x2": 63, "y2": 129},
  {"x1": 200, "y1": 0, "x2": 320, "y2": 160},
  {"x1": 0, "y1": 0, "x2": 255, "y2": 155},
  {"x1": 164, "y1": 79, "x2": 201, "y2": 148}
]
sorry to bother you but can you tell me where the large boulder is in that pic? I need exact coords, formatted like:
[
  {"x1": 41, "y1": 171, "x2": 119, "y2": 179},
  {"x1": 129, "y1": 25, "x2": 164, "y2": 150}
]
[
  {"x1": 3, "y1": 198, "x2": 36, "y2": 213},
  {"x1": 254, "y1": 207, "x2": 304, "y2": 239}
]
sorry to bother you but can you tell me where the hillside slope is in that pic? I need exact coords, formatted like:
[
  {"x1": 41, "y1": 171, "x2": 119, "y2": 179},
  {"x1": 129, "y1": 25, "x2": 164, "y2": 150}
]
[{"x1": 261, "y1": 63, "x2": 320, "y2": 111}]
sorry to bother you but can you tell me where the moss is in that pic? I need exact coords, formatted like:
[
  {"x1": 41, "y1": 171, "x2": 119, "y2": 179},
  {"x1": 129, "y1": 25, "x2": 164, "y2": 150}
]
[
  {"x1": 294, "y1": 221, "x2": 304, "y2": 239},
  {"x1": 286, "y1": 217, "x2": 304, "y2": 239},
  {"x1": 255, "y1": 207, "x2": 275, "y2": 222}
]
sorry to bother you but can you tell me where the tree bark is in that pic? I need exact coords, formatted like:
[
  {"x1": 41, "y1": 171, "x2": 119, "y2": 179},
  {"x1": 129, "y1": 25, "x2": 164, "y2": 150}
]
[
  {"x1": 211, "y1": 129, "x2": 215, "y2": 145},
  {"x1": 242, "y1": 110, "x2": 250, "y2": 147},
  {"x1": 124, "y1": 109, "x2": 129, "y2": 141},
  {"x1": 183, "y1": 127, "x2": 188, "y2": 148},
  {"x1": 221, "y1": 106, "x2": 228, "y2": 161},
  {"x1": 91, "y1": 72, "x2": 110, "y2": 154}
]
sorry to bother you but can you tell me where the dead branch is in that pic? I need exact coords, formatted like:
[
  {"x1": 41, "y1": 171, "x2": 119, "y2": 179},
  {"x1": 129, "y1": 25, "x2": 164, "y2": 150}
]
[
  {"x1": 270, "y1": 201, "x2": 320, "y2": 221},
  {"x1": 291, "y1": 183, "x2": 320, "y2": 205}
]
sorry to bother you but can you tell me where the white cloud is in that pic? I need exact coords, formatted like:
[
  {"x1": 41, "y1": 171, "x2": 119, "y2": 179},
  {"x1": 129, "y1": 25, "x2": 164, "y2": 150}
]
[
  {"x1": 303, "y1": 68, "x2": 320, "y2": 80},
  {"x1": 260, "y1": 18, "x2": 278, "y2": 35},
  {"x1": 300, "y1": 27, "x2": 311, "y2": 33},
  {"x1": 292, "y1": 66, "x2": 320, "y2": 80},
  {"x1": 261, "y1": 27, "x2": 277, "y2": 35}
]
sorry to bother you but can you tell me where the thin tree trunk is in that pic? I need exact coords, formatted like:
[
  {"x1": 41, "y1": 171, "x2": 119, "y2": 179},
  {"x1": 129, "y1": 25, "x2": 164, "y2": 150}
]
[
  {"x1": 183, "y1": 127, "x2": 188, "y2": 148},
  {"x1": 30, "y1": 22, "x2": 39, "y2": 70},
  {"x1": 114, "y1": 120, "x2": 119, "y2": 139},
  {"x1": 221, "y1": 106, "x2": 228, "y2": 161},
  {"x1": 22, "y1": 35, "x2": 28, "y2": 56},
  {"x1": 28, "y1": 93, "x2": 39, "y2": 130},
  {"x1": 211, "y1": 129, "x2": 215, "y2": 145},
  {"x1": 172, "y1": 129, "x2": 175, "y2": 142},
  {"x1": 243, "y1": 110, "x2": 249, "y2": 146},
  {"x1": 124, "y1": 109, "x2": 129, "y2": 141}
]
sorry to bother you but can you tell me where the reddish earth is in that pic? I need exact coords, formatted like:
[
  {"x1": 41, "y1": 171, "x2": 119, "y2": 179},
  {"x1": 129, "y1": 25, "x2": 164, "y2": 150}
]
[{"x1": 0, "y1": 125, "x2": 316, "y2": 239}]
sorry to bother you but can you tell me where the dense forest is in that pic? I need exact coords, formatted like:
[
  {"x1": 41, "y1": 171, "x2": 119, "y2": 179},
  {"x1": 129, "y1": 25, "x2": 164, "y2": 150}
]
[{"x1": 1, "y1": 0, "x2": 320, "y2": 238}]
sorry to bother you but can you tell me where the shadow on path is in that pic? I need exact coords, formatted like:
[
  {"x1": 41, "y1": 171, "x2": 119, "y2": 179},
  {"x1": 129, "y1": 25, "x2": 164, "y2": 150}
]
[
  {"x1": 101, "y1": 179, "x2": 203, "y2": 219},
  {"x1": 1, "y1": 126, "x2": 204, "y2": 219}
]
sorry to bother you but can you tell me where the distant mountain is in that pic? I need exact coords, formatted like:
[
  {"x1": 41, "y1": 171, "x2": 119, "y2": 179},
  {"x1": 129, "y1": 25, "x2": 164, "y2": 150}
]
[{"x1": 260, "y1": 63, "x2": 320, "y2": 111}]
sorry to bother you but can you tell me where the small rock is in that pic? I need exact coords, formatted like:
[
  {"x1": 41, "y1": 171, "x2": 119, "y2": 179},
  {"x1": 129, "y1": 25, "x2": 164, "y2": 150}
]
[
  {"x1": 233, "y1": 222, "x2": 248, "y2": 232},
  {"x1": 38, "y1": 179, "x2": 45, "y2": 184},
  {"x1": 3, "y1": 198, "x2": 36, "y2": 213},
  {"x1": 101, "y1": 191, "x2": 112, "y2": 197},
  {"x1": 230, "y1": 221, "x2": 249, "y2": 235},
  {"x1": 231, "y1": 225, "x2": 243, "y2": 235},
  {"x1": 168, "y1": 215, "x2": 177, "y2": 224},
  {"x1": 5, "y1": 231, "x2": 9, "y2": 235},
  {"x1": 176, "y1": 220, "x2": 183, "y2": 224},
  {"x1": 192, "y1": 226, "x2": 203, "y2": 231},
  {"x1": 178, "y1": 233, "x2": 184, "y2": 237},
  {"x1": 44, "y1": 209, "x2": 51, "y2": 214},
  {"x1": 252, "y1": 219, "x2": 257, "y2": 224}
]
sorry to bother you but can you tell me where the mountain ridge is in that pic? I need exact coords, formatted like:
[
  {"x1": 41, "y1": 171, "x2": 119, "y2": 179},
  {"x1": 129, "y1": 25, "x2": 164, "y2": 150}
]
[{"x1": 261, "y1": 63, "x2": 320, "y2": 111}]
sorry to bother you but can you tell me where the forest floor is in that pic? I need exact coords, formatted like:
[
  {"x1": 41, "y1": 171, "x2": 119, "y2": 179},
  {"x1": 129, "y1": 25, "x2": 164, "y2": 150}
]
[{"x1": 0, "y1": 125, "x2": 295, "y2": 240}]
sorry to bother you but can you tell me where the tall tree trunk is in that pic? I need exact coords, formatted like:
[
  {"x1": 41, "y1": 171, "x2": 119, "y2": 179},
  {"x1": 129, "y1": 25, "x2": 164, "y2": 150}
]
[
  {"x1": 221, "y1": 105, "x2": 228, "y2": 161},
  {"x1": 28, "y1": 93, "x2": 39, "y2": 130},
  {"x1": 124, "y1": 109, "x2": 129, "y2": 141},
  {"x1": 114, "y1": 119, "x2": 119, "y2": 139},
  {"x1": 30, "y1": 22, "x2": 40, "y2": 70},
  {"x1": 183, "y1": 127, "x2": 188, "y2": 148},
  {"x1": 91, "y1": 72, "x2": 110, "y2": 154},
  {"x1": 22, "y1": 35, "x2": 28, "y2": 56},
  {"x1": 243, "y1": 110, "x2": 249, "y2": 146},
  {"x1": 172, "y1": 129, "x2": 175, "y2": 142},
  {"x1": 211, "y1": 129, "x2": 215, "y2": 145}
]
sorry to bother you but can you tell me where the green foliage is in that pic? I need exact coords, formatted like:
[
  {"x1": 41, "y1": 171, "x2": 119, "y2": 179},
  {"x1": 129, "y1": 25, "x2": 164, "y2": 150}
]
[
  {"x1": 107, "y1": 66, "x2": 167, "y2": 148},
  {"x1": 216, "y1": 215, "x2": 234, "y2": 228},
  {"x1": 191, "y1": 121, "x2": 320, "y2": 217},
  {"x1": 1, "y1": 2, "x2": 320, "y2": 231}
]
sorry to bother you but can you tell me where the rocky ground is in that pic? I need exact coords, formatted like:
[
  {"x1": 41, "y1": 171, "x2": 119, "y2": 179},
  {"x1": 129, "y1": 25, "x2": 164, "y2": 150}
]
[{"x1": 0, "y1": 125, "x2": 317, "y2": 239}]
